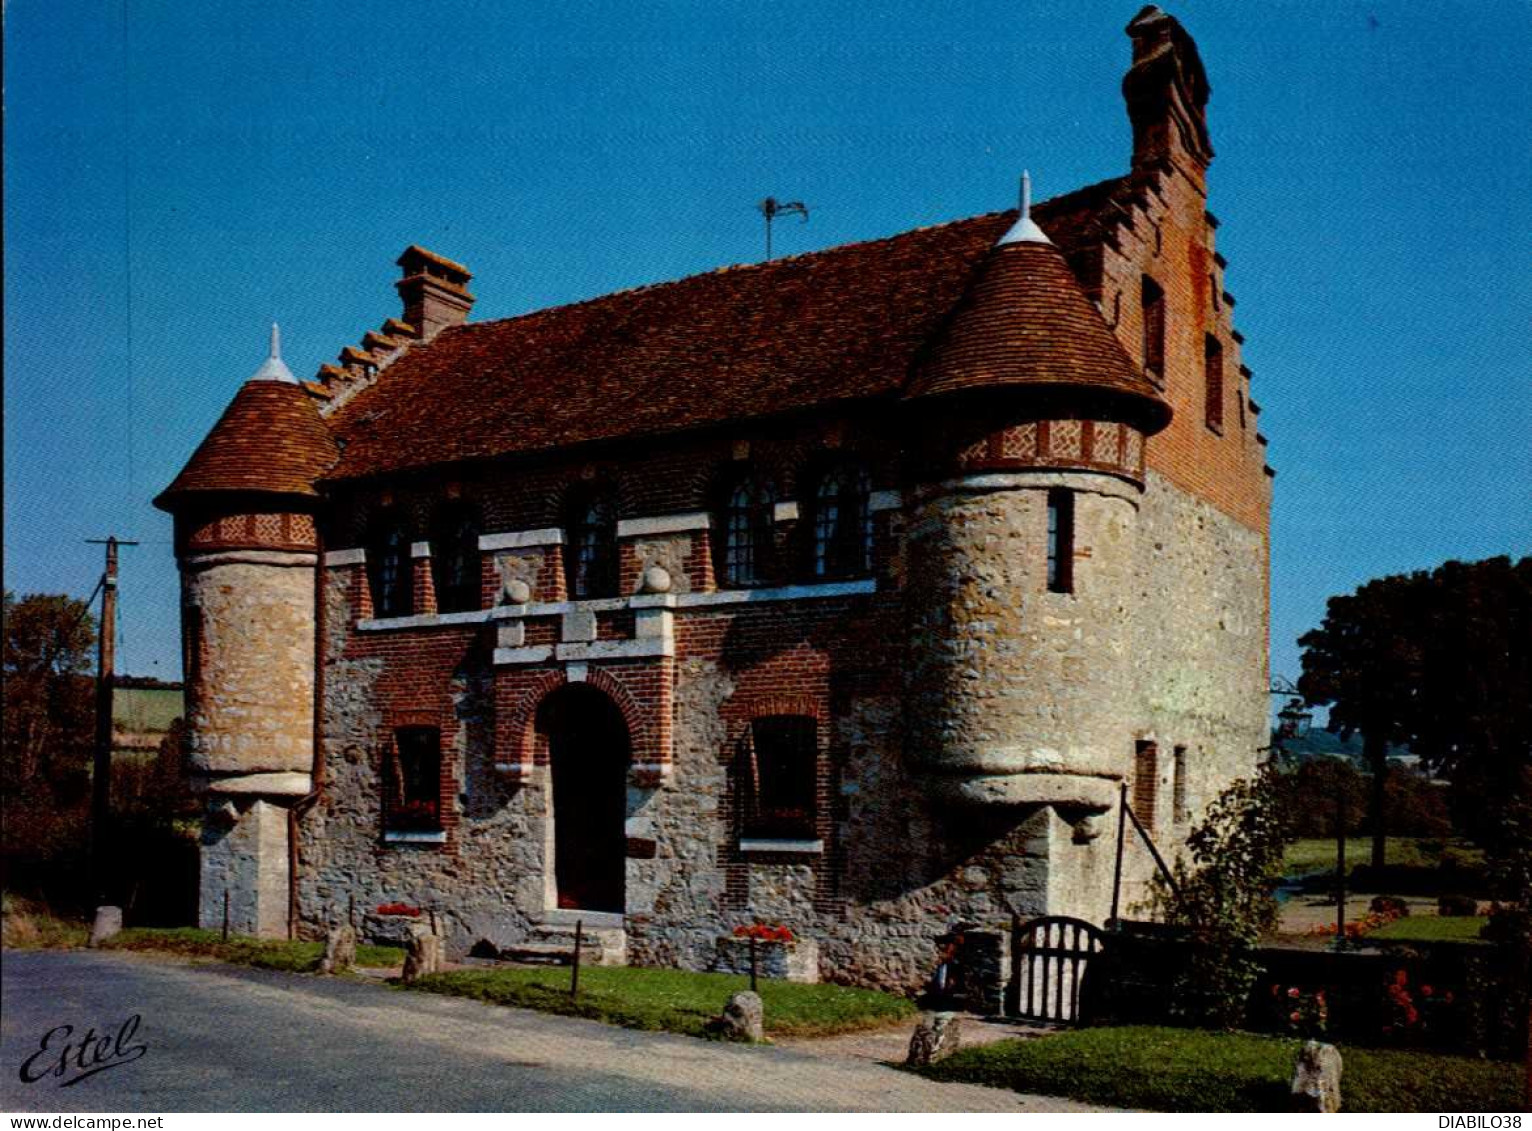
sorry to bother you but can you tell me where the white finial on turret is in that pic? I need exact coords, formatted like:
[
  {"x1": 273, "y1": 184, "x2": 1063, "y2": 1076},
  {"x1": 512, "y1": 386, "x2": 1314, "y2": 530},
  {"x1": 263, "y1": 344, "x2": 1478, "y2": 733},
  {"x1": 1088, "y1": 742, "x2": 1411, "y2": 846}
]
[
  {"x1": 996, "y1": 169, "x2": 1052, "y2": 246},
  {"x1": 250, "y1": 321, "x2": 298, "y2": 383}
]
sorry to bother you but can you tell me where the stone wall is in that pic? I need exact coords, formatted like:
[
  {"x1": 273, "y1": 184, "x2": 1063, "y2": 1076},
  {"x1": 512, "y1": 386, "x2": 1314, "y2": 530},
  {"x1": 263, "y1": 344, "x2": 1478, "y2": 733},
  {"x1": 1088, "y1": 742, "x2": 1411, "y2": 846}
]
[{"x1": 182, "y1": 553, "x2": 316, "y2": 779}]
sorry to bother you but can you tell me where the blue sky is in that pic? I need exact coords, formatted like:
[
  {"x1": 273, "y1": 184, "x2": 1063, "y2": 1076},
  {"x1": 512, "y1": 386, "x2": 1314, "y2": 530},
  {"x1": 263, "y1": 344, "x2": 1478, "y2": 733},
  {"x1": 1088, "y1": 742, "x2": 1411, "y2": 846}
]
[{"x1": 6, "y1": 1, "x2": 1530, "y2": 693}]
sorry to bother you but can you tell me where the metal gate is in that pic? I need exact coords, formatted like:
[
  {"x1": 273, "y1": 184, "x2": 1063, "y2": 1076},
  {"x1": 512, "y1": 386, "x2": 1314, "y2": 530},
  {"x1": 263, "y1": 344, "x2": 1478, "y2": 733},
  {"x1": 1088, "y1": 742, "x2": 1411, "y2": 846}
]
[{"x1": 1007, "y1": 915, "x2": 1104, "y2": 1024}]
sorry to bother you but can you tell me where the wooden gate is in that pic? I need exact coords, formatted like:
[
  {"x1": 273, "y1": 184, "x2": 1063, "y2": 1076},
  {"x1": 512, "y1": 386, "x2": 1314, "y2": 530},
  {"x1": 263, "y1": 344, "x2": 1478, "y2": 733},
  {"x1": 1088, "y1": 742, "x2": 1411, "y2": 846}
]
[{"x1": 1007, "y1": 916, "x2": 1104, "y2": 1024}]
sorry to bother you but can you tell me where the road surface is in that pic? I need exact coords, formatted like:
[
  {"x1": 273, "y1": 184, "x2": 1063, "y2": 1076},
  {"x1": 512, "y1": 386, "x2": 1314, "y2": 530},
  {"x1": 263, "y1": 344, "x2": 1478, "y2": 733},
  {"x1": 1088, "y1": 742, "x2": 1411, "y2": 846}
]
[{"x1": 1, "y1": 950, "x2": 1099, "y2": 1112}]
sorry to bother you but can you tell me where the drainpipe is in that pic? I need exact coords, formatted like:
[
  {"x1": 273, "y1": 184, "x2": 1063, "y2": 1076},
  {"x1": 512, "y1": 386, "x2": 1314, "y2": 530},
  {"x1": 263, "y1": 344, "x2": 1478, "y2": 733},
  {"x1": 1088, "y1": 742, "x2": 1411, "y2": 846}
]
[{"x1": 288, "y1": 520, "x2": 329, "y2": 940}]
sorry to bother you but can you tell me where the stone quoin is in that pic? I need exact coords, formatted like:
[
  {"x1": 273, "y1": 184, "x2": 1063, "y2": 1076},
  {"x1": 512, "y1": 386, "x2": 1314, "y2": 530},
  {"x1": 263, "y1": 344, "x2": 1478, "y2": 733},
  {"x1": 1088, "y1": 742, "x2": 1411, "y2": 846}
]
[{"x1": 155, "y1": 6, "x2": 1273, "y2": 993}]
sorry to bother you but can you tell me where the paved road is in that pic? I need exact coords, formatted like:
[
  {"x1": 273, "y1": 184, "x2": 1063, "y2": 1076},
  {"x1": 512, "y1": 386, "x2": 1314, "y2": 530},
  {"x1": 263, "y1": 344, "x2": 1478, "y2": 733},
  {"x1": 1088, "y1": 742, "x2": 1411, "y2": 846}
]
[{"x1": 0, "y1": 951, "x2": 1096, "y2": 1112}]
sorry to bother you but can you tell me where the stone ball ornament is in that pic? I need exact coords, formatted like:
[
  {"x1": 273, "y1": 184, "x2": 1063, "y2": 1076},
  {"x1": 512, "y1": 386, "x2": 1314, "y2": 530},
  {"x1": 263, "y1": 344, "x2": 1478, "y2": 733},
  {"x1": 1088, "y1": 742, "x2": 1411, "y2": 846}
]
[
  {"x1": 640, "y1": 565, "x2": 673, "y2": 594},
  {"x1": 503, "y1": 578, "x2": 532, "y2": 605}
]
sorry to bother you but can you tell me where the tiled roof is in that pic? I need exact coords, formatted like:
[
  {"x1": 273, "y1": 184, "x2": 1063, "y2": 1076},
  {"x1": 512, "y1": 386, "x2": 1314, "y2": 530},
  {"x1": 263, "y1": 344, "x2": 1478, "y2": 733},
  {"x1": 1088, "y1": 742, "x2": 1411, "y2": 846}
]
[
  {"x1": 324, "y1": 178, "x2": 1129, "y2": 482},
  {"x1": 156, "y1": 381, "x2": 340, "y2": 508},
  {"x1": 907, "y1": 238, "x2": 1170, "y2": 429}
]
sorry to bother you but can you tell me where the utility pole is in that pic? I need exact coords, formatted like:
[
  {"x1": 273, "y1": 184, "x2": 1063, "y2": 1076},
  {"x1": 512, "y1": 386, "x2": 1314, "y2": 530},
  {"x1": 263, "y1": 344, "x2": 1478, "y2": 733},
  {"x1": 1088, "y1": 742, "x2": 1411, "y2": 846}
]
[{"x1": 87, "y1": 535, "x2": 138, "y2": 903}]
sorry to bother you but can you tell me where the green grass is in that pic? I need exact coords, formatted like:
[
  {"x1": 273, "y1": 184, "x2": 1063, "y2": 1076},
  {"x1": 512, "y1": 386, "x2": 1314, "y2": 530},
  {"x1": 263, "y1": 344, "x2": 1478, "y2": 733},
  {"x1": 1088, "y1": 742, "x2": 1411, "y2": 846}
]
[
  {"x1": 1283, "y1": 837, "x2": 1482, "y2": 878},
  {"x1": 99, "y1": 926, "x2": 405, "y2": 972},
  {"x1": 1367, "y1": 915, "x2": 1489, "y2": 943},
  {"x1": 409, "y1": 965, "x2": 916, "y2": 1040},
  {"x1": 919, "y1": 1026, "x2": 1522, "y2": 1112}
]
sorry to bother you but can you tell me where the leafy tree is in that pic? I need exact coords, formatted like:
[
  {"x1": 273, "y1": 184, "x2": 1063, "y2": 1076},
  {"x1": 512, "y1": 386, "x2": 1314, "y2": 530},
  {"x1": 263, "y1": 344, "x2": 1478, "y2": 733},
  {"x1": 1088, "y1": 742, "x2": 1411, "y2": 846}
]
[
  {"x1": 1297, "y1": 571, "x2": 1427, "y2": 870},
  {"x1": 3, "y1": 590, "x2": 96, "y2": 788},
  {"x1": 1299, "y1": 557, "x2": 1531, "y2": 885},
  {"x1": 1150, "y1": 768, "x2": 1293, "y2": 1028}
]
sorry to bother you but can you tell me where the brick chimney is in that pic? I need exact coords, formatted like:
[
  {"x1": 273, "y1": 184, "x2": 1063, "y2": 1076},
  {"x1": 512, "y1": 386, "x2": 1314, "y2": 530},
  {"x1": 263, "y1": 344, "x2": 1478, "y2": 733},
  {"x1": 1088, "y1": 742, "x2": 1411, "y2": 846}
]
[
  {"x1": 1122, "y1": 6, "x2": 1213, "y2": 181},
  {"x1": 395, "y1": 245, "x2": 474, "y2": 340}
]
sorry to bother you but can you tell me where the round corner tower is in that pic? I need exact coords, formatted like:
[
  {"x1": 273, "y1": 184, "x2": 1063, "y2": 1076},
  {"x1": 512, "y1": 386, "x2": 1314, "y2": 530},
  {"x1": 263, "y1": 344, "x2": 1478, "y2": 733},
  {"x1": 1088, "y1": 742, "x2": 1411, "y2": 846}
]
[
  {"x1": 154, "y1": 327, "x2": 338, "y2": 938},
  {"x1": 902, "y1": 180, "x2": 1172, "y2": 831}
]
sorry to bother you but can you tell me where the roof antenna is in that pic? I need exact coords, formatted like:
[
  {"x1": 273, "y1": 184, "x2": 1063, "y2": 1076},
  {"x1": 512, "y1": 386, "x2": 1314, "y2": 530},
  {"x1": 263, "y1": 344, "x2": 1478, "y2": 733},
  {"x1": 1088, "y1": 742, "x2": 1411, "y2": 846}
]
[
  {"x1": 250, "y1": 321, "x2": 298, "y2": 383},
  {"x1": 758, "y1": 197, "x2": 809, "y2": 261},
  {"x1": 996, "y1": 170, "x2": 1052, "y2": 247}
]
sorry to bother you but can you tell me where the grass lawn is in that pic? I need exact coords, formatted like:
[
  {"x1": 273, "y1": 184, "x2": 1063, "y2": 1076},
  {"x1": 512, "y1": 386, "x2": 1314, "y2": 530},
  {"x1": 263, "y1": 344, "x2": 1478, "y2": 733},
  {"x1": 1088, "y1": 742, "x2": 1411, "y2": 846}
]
[
  {"x1": 1283, "y1": 838, "x2": 1482, "y2": 879},
  {"x1": 409, "y1": 965, "x2": 916, "y2": 1040},
  {"x1": 1366, "y1": 915, "x2": 1489, "y2": 943},
  {"x1": 99, "y1": 927, "x2": 405, "y2": 972},
  {"x1": 919, "y1": 1025, "x2": 1522, "y2": 1112}
]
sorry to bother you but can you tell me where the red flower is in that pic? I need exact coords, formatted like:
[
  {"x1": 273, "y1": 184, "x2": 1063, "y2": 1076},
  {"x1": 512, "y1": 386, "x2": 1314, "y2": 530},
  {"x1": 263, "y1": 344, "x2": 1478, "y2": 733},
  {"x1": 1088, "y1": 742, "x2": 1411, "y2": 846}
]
[
  {"x1": 1287, "y1": 987, "x2": 1301, "y2": 999},
  {"x1": 1420, "y1": 984, "x2": 1434, "y2": 997},
  {"x1": 1290, "y1": 1011, "x2": 1301, "y2": 1023}
]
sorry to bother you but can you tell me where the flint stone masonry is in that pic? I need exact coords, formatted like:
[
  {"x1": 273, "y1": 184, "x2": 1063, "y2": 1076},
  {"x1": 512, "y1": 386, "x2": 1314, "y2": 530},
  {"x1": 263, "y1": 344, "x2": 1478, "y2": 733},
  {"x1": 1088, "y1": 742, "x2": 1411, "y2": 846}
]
[
  {"x1": 711, "y1": 936, "x2": 821, "y2": 983},
  {"x1": 183, "y1": 557, "x2": 315, "y2": 777}
]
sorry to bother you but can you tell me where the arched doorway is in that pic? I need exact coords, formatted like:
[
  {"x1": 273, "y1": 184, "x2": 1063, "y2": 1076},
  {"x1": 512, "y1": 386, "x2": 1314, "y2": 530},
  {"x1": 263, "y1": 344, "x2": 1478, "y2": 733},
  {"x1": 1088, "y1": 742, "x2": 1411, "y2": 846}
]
[{"x1": 536, "y1": 683, "x2": 630, "y2": 913}]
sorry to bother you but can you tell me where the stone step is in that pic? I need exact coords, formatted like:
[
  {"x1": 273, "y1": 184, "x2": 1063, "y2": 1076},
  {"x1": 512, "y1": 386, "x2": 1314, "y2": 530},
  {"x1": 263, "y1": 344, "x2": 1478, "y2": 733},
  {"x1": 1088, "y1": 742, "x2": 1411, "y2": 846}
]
[
  {"x1": 498, "y1": 940, "x2": 600, "y2": 965},
  {"x1": 524, "y1": 924, "x2": 626, "y2": 967}
]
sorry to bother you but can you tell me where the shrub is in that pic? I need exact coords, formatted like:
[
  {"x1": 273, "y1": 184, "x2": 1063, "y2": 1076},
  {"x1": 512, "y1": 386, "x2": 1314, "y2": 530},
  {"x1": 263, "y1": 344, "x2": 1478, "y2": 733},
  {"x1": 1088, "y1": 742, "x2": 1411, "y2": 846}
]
[
  {"x1": 1150, "y1": 768, "x2": 1293, "y2": 1028},
  {"x1": 1438, "y1": 894, "x2": 1478, "y2": 917}
]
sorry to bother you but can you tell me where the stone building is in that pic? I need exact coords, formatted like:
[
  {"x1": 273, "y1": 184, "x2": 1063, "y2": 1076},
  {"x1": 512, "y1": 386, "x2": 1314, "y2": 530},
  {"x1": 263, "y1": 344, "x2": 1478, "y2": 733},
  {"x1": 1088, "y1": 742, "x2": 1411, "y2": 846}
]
[{"x1": 156, "y1": 7, "x2": 1273, "y2": 989}]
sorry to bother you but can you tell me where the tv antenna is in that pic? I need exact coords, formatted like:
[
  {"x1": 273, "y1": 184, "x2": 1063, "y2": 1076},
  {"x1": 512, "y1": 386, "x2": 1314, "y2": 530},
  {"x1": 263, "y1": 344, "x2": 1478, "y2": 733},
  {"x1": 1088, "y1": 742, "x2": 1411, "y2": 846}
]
[{"x1": 758, "y1": 197, "x2": 809, "y2": 260}]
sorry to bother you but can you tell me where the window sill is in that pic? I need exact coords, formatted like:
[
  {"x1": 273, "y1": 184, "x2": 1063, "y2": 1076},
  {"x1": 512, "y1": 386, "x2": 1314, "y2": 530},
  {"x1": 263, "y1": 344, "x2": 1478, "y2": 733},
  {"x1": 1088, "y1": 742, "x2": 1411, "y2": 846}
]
[
  {"x1": 382, "y1": 830, "x2": 447, "y2": 844},
  {"x1": 739, "y1": 838, "x2": 823, "y2": 855}
]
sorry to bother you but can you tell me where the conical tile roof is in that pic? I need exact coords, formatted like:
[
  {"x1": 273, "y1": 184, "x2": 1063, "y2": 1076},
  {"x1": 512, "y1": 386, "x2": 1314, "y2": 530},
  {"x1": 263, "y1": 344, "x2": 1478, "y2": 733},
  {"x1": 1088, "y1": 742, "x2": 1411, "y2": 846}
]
[
  {"x1": 905, "y1": 238, "x2": 1171, "y2": 432},
  {"x1": 155, "y1": 380, "x2": 339, "y2": 510}
]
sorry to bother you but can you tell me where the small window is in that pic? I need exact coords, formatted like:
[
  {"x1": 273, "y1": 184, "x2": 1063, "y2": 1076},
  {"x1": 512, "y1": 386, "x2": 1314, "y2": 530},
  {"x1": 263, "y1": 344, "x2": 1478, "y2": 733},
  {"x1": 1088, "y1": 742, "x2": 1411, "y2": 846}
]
[
  {"x1": 741, "y1": 716, "x2": 818, "y2": 840},
  {"x1": 566, "y1": 485, "x2": 618, "y2": 599},
  {"x1": 430, "y1": 503, "x2": 480, "y2": 614},
  {"x1": 367, "y1": 511, "x2": 412, "y2": 618},
  {"x1": 1204, "y1": 335, "x2": 1224, "y2": 433},
  {"x1": 1172, "y1": 745, "x2": 1189, "y2": 825},
  {"x1": 1133, "y1": 740, "x2": 1158, "y2": 833},
  {"x1": 812, "y1": 464, "x2": 872, "y2": 579},
  {"x1": 386, "y1": 726, "x2": 441, "y2": 832},
  {"x1": 1142, "y1": 276, "x2": 1166, "y2": 384},
  {"x1": 718, "y1": 470, "x2": 776, "y2": 587},
  {"x1": 1046, "y1": 489, "x2": 1074, "y2": 594}
]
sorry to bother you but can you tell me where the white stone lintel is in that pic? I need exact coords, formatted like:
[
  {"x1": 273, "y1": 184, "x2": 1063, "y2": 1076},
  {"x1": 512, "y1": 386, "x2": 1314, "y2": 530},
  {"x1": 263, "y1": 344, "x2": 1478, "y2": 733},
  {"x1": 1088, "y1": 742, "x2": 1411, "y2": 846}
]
[
  {"x1": 410, "y1": 541, "x2": 432, "y2": 559},
  {"x1": 204, "y1": 771, "x2": 313, "y2": 796},
  {"x1": 868, "y1": 489, "x2": 902, "y2": 512},
  {"x1": 358, "y1": 609, "x2": 488, "y2": 631},
  {"x1": 382, "y1": 830, "x2": 448, "y2": 844},
  {"x1": 493, "y1": 645, "x2": 556, "y2": 666},
  {"x1": 739, "y1": 838, "x2": 824, "y2": 855},
  {"x1": 480, "y1": 528, "x2": 564, "y2": 551},
  {"x1": 324, "y1": 547, "x2": 367, "y2": 567},
  {"x1": 629, "y1": 593, "x2": 677, "y2": 610},
  {"x1": 616, "y1": 512, "x2": 710, "y2": 538},
  {"x1": 183, "y1": 550, "x2": 317, "y2": 570},
  {"x1": 677, "y1": 579, "x2": 876, "y2": 607},
  {"x1": 772, "y1": 501, "x2": 800, "y2": 523},
  {"x1": 556, "y1": 637, "x2": 672, "y2": 662},
  {"x1": 629, "y1": 762, "x2": 673, "y2": 781}
]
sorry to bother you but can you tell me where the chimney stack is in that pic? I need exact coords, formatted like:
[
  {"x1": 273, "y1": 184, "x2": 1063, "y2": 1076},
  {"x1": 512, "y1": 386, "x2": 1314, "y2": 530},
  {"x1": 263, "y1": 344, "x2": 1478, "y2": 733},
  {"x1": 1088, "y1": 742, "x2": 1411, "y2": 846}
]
[
  {"x1": 1122, "y1": 6, "x2": 1213, "y2": 180},
  {"x1": 395, "y1": 245, "x2": 474, "y2": 340}
]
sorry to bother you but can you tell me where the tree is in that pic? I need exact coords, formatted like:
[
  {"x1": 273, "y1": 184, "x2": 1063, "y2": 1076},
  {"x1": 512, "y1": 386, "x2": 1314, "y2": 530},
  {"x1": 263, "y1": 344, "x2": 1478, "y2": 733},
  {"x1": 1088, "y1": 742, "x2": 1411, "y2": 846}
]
[
  {"x1": 1298, "y1": 557, "x2": 1532, "y2": 880},
  {"x1": 3, "y1": 590, "x2": 96, "y2": 788},
  {"x1": 1297, "y1": 571, "x2": 1427, "y2": 869}
]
